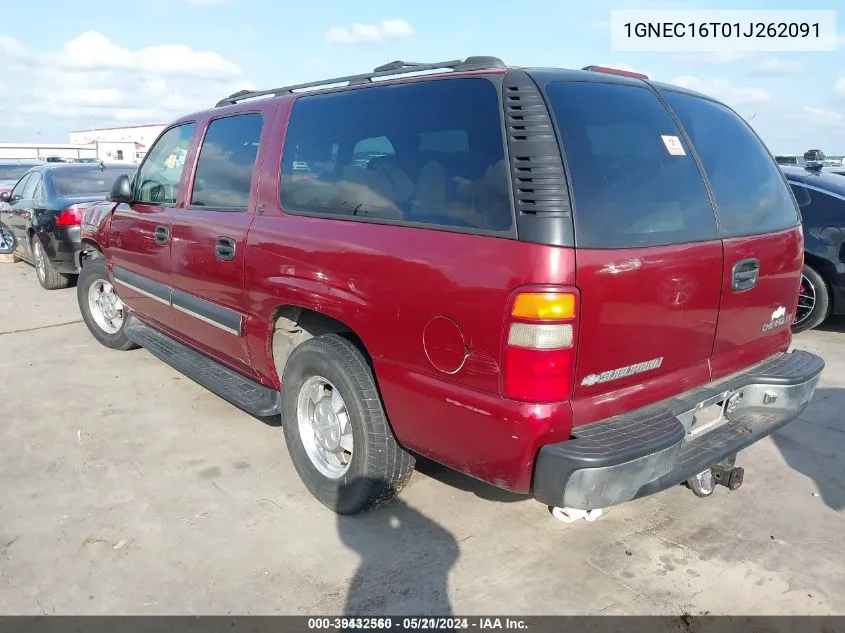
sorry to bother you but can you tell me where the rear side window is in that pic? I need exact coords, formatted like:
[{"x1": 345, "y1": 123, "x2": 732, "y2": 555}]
[
  {"x1": 546, "y1": 81, "x2": 717, "y2": 248},
  {"x1": 52, "y1": 167, "x2": 128, "y2": 196},
  {"x1": 280, "y1": 78, "x2": 511, "y2": 232},
  {"x1": 191, "y1": 113, "x2": 263, "y2": 210},
  {"x1": 664, "y1": 92, "x2": 799, "y2": 238}
]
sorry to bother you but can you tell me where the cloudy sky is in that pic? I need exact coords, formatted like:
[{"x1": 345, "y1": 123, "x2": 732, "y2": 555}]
[{"x1": 0, "y1": 0, "x2": 842, "y2": 155}]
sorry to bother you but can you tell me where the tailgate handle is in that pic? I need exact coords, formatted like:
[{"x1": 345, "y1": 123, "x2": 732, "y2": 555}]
[{"x1": 731, "y1": 258, "x2": 759, "y2": 292}]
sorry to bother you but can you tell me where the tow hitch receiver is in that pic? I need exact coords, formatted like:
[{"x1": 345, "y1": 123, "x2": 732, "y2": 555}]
[
  {"x1": 713, "y1": 463, "x2": 744, "y2": 490},
  {"x1": 687, "y1": 456, "x2": 744, "y2": 497}
]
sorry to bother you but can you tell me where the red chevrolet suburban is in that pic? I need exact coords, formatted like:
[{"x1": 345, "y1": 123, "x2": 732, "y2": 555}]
[{"x1": 76, "y1": 57, "x2": 824, "y2": 515}]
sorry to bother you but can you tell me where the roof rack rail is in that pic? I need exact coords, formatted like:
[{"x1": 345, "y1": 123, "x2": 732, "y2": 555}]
[{"x1": 214, "y1": 56, "x2": 506, "y2": 107}]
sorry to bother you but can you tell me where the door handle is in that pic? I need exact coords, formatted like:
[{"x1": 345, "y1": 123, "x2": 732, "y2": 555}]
[
  {"x1": 215, "y1": 236, "x2": 236, "y2": 261},
  {"x1": 731, "y1": 258, "x2": 759, "y2": 292},
  {"x1": 154, "y1": 226, "x2": 169, "y2": 246}
]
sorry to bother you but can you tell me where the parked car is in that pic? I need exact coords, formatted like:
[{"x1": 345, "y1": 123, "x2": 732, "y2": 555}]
[
  {"x1": 782, "y1": 165, "x2": 845, "y2": 332},
  {"x1": 0, "y1": 161, "x2": 40, "y2": 196},
  {"x1": 0, "y1": 163, "x2": 131, "y2": 289},
  {"x1": 76, "y1": 57, "x2": 823, "y2": 516},
  {"x1": 775, "y1": 155, "x2": 805, "y2": 167}
]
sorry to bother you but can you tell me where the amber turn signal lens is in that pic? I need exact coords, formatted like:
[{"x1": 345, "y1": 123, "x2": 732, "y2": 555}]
[{"x1": 511, "y1": 293, "x2": 575, "y2": 320}]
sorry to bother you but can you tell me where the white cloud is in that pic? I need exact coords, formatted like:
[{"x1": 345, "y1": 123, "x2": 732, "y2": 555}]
[
  {"x1": 0, "y1": 34, "x2": 26, "y2": 58},
  {"x1": 0, "y1": 30, "x2": 251, "y2": 132},
  {"x1": 325, "y1": 19, "x2": 413, "y2": 45},
  {"x1": 670, "y1": 76, "x2": 771, "y2": 107},
  {"x1": 675, "y1": 51, "x2": 755, "y2": 65},
  {"x1": 802, "y1": 107, "x2": 845, "y2": 129},
  {"x1": 755, "y1": 58, "x2": 805, "y2": 76},
  {"x1": 41, "y1": 31, "x2": 243, "y2": 79}
]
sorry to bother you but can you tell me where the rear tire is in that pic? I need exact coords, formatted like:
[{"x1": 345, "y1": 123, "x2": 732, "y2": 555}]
[
  {"x1": 792, "y1": 265, "x2": 830, "y2": 334},
  {"x1": 31, "y1": 235, "x2": 70, "y2": 290},
  {"x1": 77, "y1": 257, "x2": 137, "y2": 351},
  {"x1": 281, "y1": 334, "x2": 415, "y2": 514}
]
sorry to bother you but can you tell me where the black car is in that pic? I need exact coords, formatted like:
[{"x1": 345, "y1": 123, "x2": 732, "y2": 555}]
[
  {"x1": 782, "y1": 165, "x2": 845, "y2": 332},
  {"x1": 0, "y1": 163, "x2": 131, "y2": 289}
]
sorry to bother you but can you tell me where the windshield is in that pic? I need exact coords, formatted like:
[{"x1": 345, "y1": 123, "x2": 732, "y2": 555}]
[
  {"x1": 0, "y1": 166, "x2": 35, "y2": 182},
  {"x1": 52, "y1": 167, "x2": 131, "y2": 197}
]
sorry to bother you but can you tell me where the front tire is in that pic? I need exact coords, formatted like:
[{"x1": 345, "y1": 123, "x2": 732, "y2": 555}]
[
  {"x1": 281, "y1": 334, "x2": 415, "y2": 514},
  {"x1": 31, "y1": 234, "x2": 69, "y2": 290},
  {"x1": 792, "y1": 265, "x2": 830, "y2": 334},
  {"x1": 77, "y1": 257, "x2": 137, "y2": 351}
]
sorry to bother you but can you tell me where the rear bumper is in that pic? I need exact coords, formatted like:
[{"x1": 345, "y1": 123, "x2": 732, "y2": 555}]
[
  {"x1": 43, "y1": 226, "x2": 81, "y2": 274},
  {"x1": 533, "y1": 350, "x2": 824, "y2": 510}
]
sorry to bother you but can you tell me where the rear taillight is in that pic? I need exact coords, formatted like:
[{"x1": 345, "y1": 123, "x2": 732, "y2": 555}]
[
  {"x1": 503, "y1": 289, "x2": 578, "y2": 403},
  {"x1": 55, "y1": 204, "x2": 85, "y2": 226}
]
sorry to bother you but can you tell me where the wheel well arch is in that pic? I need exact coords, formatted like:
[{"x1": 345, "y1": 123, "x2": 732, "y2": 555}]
[
  {"x1": 802, "y1": 252, "x2": 839, "y2": 313},
  {"x1": 270, "y1": 305, "x2": 373, "y2": 382},
  {"x1": 77, "y1": 239, "x2": 104, "y2": 268}
]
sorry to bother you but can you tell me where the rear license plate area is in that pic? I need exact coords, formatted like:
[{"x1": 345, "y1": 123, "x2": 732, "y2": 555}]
[{"x1": 685, "y1": 389, "x2": 744, "y2": 440}]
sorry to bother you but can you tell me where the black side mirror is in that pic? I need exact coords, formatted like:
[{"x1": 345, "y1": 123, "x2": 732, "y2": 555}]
[
  {"x1": 0, "y1": 191, "x2": 11, "y2": 203},
  {"x1": 109, "y1": 174, "x2": 132, "y2": 203}
]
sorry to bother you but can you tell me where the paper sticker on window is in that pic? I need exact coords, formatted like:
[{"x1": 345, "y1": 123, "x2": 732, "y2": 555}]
[{"x1": 661, "y1": 135, "x2": 686, "y2": 156}]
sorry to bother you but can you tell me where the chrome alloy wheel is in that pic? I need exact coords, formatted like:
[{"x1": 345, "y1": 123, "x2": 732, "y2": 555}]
[
  {"x1": 33, "y1": 239, "x2": 47, "y2": 281},
  {"x1": 794, "y1": 274, "x2": 816, "y2": 327},
  {"x1": 296, "y1": 375, "x2": 353, "y2": 479},
  {"x1": 87, "y1": 279, "x2": 124, "y2": 334},
  {"x1": 0, "y1": 225, "x2": 14, "y2": 253}
]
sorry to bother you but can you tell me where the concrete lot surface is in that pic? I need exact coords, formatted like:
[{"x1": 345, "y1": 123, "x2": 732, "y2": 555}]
[{"x1": 1, "y1": 261, "x2": 844, "y2": 615}]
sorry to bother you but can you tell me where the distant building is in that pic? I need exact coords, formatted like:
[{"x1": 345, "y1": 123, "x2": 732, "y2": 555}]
[
  {"x1": 0, "y1": 143, "x2": 97, "y2": 161},
  {"x1": 68, "y1": 123, "x2": 167, "y2": 165}
]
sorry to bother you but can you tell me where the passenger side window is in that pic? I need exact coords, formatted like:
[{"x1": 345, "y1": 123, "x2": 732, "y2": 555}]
[
  {"x1": 134, "y1": 123, "x2": 196, "y2": 205},
  {"x1": 28, "y1": 174, "x2": 43, "y2": 200},
  {"x1": 280, "y1": 78, "x2": 512, "y2": 232},
  {"x1": 665, "y1": 91, "x2": 799, "y2": 238},
  {"x1": 191, "y1": 113, "x2": 264, "y2": 210}
]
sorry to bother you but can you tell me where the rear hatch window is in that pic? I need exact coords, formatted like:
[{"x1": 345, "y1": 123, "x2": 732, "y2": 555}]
[
  {"x1": 545, "y1": 81, "x2": 717, "y2": 248},
  {"x1": 661, "y1": 91, "x2": 799, "y2": 237}
]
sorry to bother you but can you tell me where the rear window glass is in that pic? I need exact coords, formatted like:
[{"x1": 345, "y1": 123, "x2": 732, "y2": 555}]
[
  {"x1": 52, "y1": 167, "x2": 128, "y2": 197},
  {"x1": 546, "y1": 81, "x2": 717, "y2": 248},
  {"x1": 280, "y1": 78, "x2": 511, "y2": 233},
  {"x1": 664, "y1": 91, "x2": 799, "y2": 238}
]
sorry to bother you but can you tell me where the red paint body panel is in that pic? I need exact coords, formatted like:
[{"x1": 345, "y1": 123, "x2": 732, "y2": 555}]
[
  {"x1": 709, "y1": 226, "x2": 801, "y2": 380},
  {"x1": 242, "y1": 215, "x2": 577, "y2": 491},
  {"x1": 570, "y1": 241, "x2": 723, "y2": 425},
  {"x1": 169, "y1": 208, "x2": 255, "y2": 371},
  {"x1": 107, "y1": 202, "x2": 176, "y2": 329}
]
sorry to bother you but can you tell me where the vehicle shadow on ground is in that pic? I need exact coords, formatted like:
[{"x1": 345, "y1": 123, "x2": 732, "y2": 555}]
[
  {"x1": 770, "y1": 387, "x2": 845, "y2": 512},
  {"x1": 414, "y1": 457, "x2": 529, "y2": 504},
  {"x1": 815, "y1": 315, "x2": 845, "y2": 333},
  {"x1": 338, "y1": 479, "x2": 459, "y2": 616}
]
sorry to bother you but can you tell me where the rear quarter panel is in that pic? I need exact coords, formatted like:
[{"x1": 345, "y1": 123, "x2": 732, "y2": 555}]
[{"x1": 243, "y1": 100, "x2": 576, "y2": 490}]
